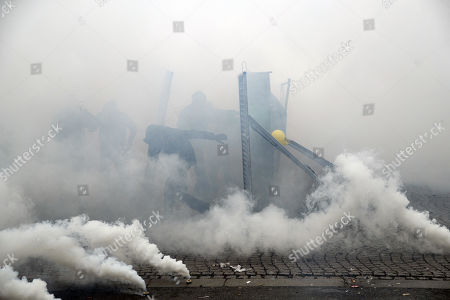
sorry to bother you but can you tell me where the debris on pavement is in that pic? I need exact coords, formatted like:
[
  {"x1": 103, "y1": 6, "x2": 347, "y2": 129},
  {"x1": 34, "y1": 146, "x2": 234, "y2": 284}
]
[{"x1": 230, "y1": 264, "x2": 246, "y2": 272}]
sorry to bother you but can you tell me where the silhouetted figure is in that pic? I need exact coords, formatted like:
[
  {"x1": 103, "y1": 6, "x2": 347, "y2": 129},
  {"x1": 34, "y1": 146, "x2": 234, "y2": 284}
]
[
  {"x1": 54, "y1": 105, "x2": 98, "y2": 169},
  {"x1": 143, "y1": 124, "x2": 226, "y2": 213},
  {"x1": 56, "y1": 106, "x2": 98, "y2": 142},
  {"x1": 177, "y1": 91, "x2": 214, "y2": 131},
  {"x1": 97, "y1": 101, "x2": 136, "y2": 170},
  {"x1": 177, "y1": 91, "x2": 240, "y2": 201}
]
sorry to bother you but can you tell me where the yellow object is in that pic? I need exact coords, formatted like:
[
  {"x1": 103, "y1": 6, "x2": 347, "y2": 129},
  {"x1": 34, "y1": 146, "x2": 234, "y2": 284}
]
[{"x1": 272, "y1": 130, "x2": 288, "y2": 146}]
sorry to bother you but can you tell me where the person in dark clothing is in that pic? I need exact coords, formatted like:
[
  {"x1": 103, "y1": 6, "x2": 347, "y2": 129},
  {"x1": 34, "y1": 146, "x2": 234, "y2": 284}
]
[
  {"x1": 177, "y1": 91, "x2": 214, "y2": 130},
  {"x1": 143, "y1": 124, "x2": 226, "y2": 213},
  {"x1": 97, "y1": 101, "x2": 136, "y2": 171},
  {"x1": 177, "y1": 91, "x2": 240, "y2": 201},
  {"x1": 53, "y1": 105, "x2": 98, "y2": 170},
  {"x1": 144, "y1": 125, "x2": 226, "y2": 166}
]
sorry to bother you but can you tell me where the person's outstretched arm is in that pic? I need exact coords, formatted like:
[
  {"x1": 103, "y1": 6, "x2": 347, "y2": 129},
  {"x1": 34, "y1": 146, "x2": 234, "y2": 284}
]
[{"x1": 183, "y1": 129, "x2": 226, "y2": 142}]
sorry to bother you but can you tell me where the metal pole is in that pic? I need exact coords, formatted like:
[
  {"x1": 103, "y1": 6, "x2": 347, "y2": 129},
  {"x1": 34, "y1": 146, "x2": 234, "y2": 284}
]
[
  {"x1": 239, "y1": 72, "x2": 253, "y2": 194},
  {"x1": 156, "y1": 71, "x2": 173, "y2": 125}
]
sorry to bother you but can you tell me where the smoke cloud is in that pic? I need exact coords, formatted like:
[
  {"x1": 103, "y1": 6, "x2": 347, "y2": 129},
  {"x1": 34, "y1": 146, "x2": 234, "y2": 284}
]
[
  {"x1": 152, "y1": 152, "x2": 450, "y2": 255},
  {"x1": 0, "y1": 206, "x2": 189, "y2": 297},
  {"x1": 0, "y1": 0, "x2": 449, "y2": 297},
  {"x1": 0, "y1": 266, "x2": 58, "y2": 300}
]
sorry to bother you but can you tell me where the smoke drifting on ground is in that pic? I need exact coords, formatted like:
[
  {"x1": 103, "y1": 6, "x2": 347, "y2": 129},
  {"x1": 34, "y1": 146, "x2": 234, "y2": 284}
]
[
  {"x1": 1, "y1": 151, "x2": 449, "y2": 297},
  {"x1": 152, "y1": 152, "x2": 450, "y2": 256},
  {"x1": 0, "y1": 198, "x2": 189, "y2": 299},
  {"x1": 0, "y1": 1, "x2": 449, "y2": 299},
  {"x1": 0, "y1": 266, "x2": 58, "y2": 300}
]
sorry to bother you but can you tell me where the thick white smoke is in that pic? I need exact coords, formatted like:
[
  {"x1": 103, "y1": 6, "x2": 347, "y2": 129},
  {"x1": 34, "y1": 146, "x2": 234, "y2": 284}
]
[
  {"x1": 66, "y1": 216, "x2": 190, "y2": 278},
  {"x1": 0, "y1": 213, "x2": 190, "y2": 298},
  {"x1": 0, "y1": 266, "x2": 59, "y2": 300},
  {"x1": 152, "y1": 152, "x2": 450, "y2": 256},
  {"x1": 0, "y1": 220, "x2": 145, "y2": 290},
  {"x1": 307, "y1": 151, "x2": 450, "y2": 253}
]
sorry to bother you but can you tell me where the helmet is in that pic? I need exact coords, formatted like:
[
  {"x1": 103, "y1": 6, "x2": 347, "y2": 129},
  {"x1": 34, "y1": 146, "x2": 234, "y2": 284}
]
[
  {"x1": 272, "y1": 129, "x2": 288, "y2": 146},
  {"x1": 192, "y1": 91, "x2": 206, "y2": 104}
]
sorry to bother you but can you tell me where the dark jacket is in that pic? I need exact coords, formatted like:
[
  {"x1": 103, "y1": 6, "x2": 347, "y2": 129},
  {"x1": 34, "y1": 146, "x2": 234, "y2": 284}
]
[{"x1": 144, "y1": 125, "x2": 225, "y2": 168}]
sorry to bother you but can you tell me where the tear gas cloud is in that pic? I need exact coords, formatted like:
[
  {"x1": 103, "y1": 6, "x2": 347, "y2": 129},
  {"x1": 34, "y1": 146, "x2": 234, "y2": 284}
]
[
  {"x1": 0, "y1": 0, "x2": 449, "y2": 191},
  {"x1": 152, "y1": 152, "x2": 450, "y2": 256},
  {"x1": 0, "y1": 0, "x2": 449, "y2": 298},
  {"x1": 0, "y1": 266, "x2": 58, "y2": 300},
  {"x1": 0, "y1": 194, "x2": 190, "y2": 298}
]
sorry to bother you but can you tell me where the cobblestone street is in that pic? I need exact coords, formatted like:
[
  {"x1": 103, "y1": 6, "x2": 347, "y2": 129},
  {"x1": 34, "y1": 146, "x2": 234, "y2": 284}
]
[
  {"x1": 137, "y1": 190, "x2": 450, "y2": 284},
  {"x1": 15, "y1": 190, "x2": 450, "y2": 299},
  {"x1": 138, "y1": 249, "x2": 450, "y2": 283}
]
